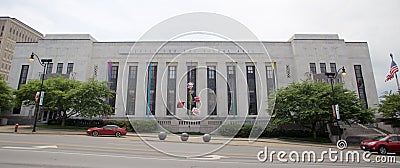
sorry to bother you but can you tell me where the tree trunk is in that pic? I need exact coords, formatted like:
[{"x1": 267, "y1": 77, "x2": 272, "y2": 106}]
[
  {"x1": 311, "y1": 122, "x2": 317, "y2": 139},
  {"x1": 61, "y1": 111, "x2": 66, "y2": 127}
]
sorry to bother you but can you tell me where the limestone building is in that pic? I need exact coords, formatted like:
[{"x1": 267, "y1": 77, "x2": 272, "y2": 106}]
[
  {"x1": 7, "y1": 34, "x2": 378, "y2": 131},
  {"x1": 0, "y1": 17, "x2": 43, "y2": 80}
]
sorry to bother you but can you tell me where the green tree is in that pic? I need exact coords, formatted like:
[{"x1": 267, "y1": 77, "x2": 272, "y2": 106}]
[
  {"x1": 379, "y1": 93, "x2": 400, "y2": 121},
  {"x1": 0, "y1": 78, "x2": 13, "y2": 113},
  {"x1": 68, "y1": 78, "x2": 114, "y2": 119},
  {"x1": 272, "y1": 81, "x2": 375, "y2": 138},
  {"x1": 14, "y1": 77, "x2": 114, "y2": 126}
]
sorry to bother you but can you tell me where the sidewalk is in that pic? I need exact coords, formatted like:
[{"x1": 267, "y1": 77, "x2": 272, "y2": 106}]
[{"x1": 0, "y1": 125, "x2": 345, "y2": 149}]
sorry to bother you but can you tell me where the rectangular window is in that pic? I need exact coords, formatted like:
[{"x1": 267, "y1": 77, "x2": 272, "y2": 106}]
[
  {"x1": 286, "y1": 65, "x2": 291, "y2": 78},
  {"x1": 227, "y1": 65, "x2": 237, "y2": 115},
  {"x1": 93, "y1": 65, "x2": 98, "y2": 78},
  {"x1": 310, "y1": 63, "x2": 316, "y2": 74},
  {"x1": 109, "y1": 65, "x2": 119, "y2": 112},
  {"x1": 167, "y1": 66, "x2": 176, "y2": 115},
  {"x1": 247, "y1": 66, "x2": 254, "y2": 73},
  {"x1": 330, "y1": 63, "x2": 337, "y2": 73},
  {"x1": 187, "y1": 65, "x2": 197, "y2": 111},
  {"x1": 168, "y1": 66, "x2": 176, "y2": 79},
  {"x1": 56, "y1": 63, "x2": 63, "y2": 74},
  {"x1": 66, "y1": 63, "x2": 74, "y2": 74},
  {"x1": 126, "y1": 66, "x2": 137, "y2": 115},
  {"x1": 18, "y1": 65, "x2": 29, "y2": 89},
  {"x1": 207, "y1": 66, "x2": 217, "y2": 115},
  {"x1": 266, "y1": 65, "x2": 276, "y2": 96},
  {"x1": 354, "y1": 65, "x2": 368, "y2": 108},
  {"x1": 147, "y1": 64, "x2": 157, "y2": 115},
  {"x1": 247, "y1": 65, "x2": 258, "y2": 115},
  {"x1": 320, "y1": 63, "x2": 326, "y2": 74},
  {"x1": 46, "y1": 63, "x2": 53, "y2": 74}
]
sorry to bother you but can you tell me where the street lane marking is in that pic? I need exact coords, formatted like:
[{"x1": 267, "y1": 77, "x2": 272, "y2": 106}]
[
  {"x1": 2, "y1": 145, "x2": 58, "y2": 150},
  {"x1": 34, "y1": 145, "x2": 58, "y2": 149},
  {"x1": 190, "y1": 155, "x2": 228, "y2": 160},
  {"x1": 1, "y1": 139, "x2": 399, "y2": 162},
  {"x1": 0, "y1": 148, "x2": 259, "y2": 166}
]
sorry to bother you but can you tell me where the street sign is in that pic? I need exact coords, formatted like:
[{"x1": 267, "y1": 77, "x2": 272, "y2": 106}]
[
  {"x1": 39, "y1": 91, "x2": 44, "y2": 106},
  {"x1": 332, "y1": 104, "x2": 340, "y2": 120}
]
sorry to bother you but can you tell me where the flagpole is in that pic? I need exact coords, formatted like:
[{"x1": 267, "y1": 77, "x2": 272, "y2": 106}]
[
  {"x1": 390, "y1": 53, "x2": 400, "y2": 93},
  {"x1": 395, "y1": 73, "x2": 400, "y2": 94}
]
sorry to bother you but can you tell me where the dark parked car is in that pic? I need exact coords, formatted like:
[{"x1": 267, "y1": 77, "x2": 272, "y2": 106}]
[
  {"x1": 87, "y1": 125, "x2": 127, "y2": 137},
  {"x1": 360, "y1": 135, "x2": 400, "y2": 155}
]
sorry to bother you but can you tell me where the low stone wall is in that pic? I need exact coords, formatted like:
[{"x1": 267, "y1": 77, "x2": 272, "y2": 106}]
[
  {"x1": 377, "y1": 122, "x2": 400, "y2": 134},
  {"x1": 3, "y1": 116, "x2": 33, "y2": 125}
]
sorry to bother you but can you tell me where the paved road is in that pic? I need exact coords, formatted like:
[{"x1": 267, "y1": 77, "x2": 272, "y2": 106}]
[{"x1": 0, "y1": 133, "x2": 398, "y2": 168}]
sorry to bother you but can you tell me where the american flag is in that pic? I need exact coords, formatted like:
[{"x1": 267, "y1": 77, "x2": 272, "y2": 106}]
[{"x1": 385, "y1": 54, "x2": 399, "y2": 82}]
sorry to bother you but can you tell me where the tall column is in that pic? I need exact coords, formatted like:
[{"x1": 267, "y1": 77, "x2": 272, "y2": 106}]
[
  {"x1": 135, "y1": 60, "x2": 147, "y2": 119},
  {"x1": 176, "y1": 60, "x2": 188, "y2": 119},
  {"x1": 197, "y1": 61, "x2": 207, "y2": 119},
  {"x1": 236, "y1": 62, "x2": 249, "y2": 118},
  {"x1": 217, "y1": 62, "x2": 228, "y2": 118},
  {"x1": 255, "y1": 62, "x2": 269, "y2": 118}
]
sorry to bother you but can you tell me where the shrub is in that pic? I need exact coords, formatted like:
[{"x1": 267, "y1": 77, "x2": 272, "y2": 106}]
[
  {"x1": 102, "y1": 120, "x2": 133, "y2": 132},
  {"x1": 47, "y1": 119, "x2": 158, "y2": 132},
  {"x1": 218, "y1": 124, "x2": 241, "y2": 136},
  {"x1": 236, "y1": 125, "x2": 264, "y2": 138},
  {"x1": 218, "y1": 124, "x2": 327, "y2": 138},
  {"x1": 130, "y1": 120, "x2": 158, "y2": 133}
]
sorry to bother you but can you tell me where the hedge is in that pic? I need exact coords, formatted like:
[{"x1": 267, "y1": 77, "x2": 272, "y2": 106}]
[
  {"x1": 218, "y1": 124, "x2": 241, "y2": 136},
  {"x1": 48, "y1": 119, "x2": 158, "y2": 133},
  {"x1": 218, "y1": 124, "x2": 328, "y2": 138},
  {"x1": 129, "y1": 120, "x2": 158, "y2": 133}
]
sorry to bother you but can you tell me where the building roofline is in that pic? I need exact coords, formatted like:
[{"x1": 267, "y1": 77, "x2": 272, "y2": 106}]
[
  {"x1": 16, "y1": 42, "x2": 39, "y2": 44},
  {"x1": 0, "y1": 16, "x2": 43, "y2": 37},
  {"x1": 345, "y1": 41, "x2": 368, "y2": 43},
  {"x1": 93, "y1": 41, "x2": 291, "y2": 43}
]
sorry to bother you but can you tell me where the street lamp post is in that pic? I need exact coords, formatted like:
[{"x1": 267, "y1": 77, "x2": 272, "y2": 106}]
[
  {"x1": 325, "y1": 66, "x2": 346, "y2": 140},
  {"x1": 29, "y1": 52, "x2": 52, "y2": 132}
]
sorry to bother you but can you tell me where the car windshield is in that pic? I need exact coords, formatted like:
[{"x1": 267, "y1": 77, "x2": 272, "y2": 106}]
[
  {"x1": 372, "y1": 136, "x2": 388, "y2": 141},
  {"x1": 103, "y1": 125, "x2": 118, "y2": 129}
]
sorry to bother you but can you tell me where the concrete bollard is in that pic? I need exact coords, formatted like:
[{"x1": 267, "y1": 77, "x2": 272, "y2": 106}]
[
  {"x1": 203, "y1": 134, "x2": 211, "y2": 142},
  {"x1": 181, "y1": 133, "x2": 189, "y2": 141},
  {"x1": 158, "y1": 132, "x2": 167, "y2": 140}
]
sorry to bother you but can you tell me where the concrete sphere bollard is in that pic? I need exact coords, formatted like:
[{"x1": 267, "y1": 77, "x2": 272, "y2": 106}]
[
  {"x1": 158, "y1": 132, "x2": 167, "y2": 140},
  {"x1": 203, "y1": 134, "x2": 211, "y2": 142},
  {"x1": 181, "y1": 133, "x2": 189, "y2": 141}
]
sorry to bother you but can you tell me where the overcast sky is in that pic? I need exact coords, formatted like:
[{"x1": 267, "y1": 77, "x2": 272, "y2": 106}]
[{"x1": 2, "y1": 0, "x2": 400, "y2": 96}]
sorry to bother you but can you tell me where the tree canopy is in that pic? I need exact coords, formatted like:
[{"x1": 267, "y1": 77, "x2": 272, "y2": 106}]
[
  {"x1": 14, "y1": 77, "x2": 114, "y2": 125},
  {"x1": 379, "y1": 93, "x2": 400, "y2": 120},
  {"x1": 0, "y1": 78, "x2": 13, "y2": 113},
  {"x1": 272, "y1": 81, "x2": 375, "y2": 138}
]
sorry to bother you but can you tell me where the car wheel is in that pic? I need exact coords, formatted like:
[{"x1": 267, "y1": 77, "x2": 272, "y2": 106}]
[
  {"x1": 115, "y1": 132, "x2": 122, "y2": 137},
  {"x1": 396, "y1": 152, "x2": 400, "y2": 156},
  {"x1": 378, "y1": 146, "x2": 387, "y2": 155},
  {"x1": 92, "y1": 131, "x2": 99, "y2": 137}
]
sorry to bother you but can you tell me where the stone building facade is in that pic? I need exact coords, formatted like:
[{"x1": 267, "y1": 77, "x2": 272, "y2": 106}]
[{"x1": 7, "y1": 34, "x2": 378, "y2": 131}]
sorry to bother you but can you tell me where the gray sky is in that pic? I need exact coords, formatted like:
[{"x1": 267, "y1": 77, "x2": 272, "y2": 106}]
[{"x1": 2, "y1": 0, "x2": 400, "y2": 96}]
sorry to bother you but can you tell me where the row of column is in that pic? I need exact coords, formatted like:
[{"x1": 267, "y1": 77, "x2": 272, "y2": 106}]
[{"x1": 117, "y1": 60, "x2": 271, "y2": 119}]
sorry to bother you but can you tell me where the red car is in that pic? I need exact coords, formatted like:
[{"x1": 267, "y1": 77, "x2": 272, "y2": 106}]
[
  {"x1": 87, "y1": 125, "x2": 127, "y2": 137},
  {"x1": 360, "y1": 135, "x2": 400, "y2": 155}
]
